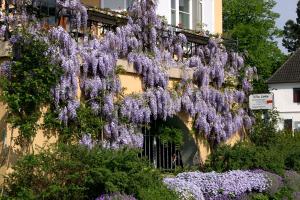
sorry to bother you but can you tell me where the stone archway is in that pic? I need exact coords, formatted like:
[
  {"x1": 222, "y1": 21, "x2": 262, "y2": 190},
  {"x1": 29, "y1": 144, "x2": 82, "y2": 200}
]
[{"x1": 142, "y1": 116, "x2": 198, "y2": 169}]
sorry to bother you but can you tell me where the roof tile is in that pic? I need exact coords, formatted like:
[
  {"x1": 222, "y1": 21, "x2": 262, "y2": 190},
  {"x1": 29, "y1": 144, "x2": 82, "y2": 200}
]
[{"x1": 267, "y1": 49, "x2": 300, "y2": 84}]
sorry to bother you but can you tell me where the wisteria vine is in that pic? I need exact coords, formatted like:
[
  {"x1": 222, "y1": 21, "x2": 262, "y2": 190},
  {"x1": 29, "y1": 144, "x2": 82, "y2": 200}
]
[{"x1": 0, "y1": 0, "x2": 257, "y2": 148}]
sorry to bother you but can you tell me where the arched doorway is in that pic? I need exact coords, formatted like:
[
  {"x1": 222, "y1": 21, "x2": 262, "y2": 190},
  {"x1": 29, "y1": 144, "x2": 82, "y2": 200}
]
[{"x1": 142, "y1": 116, "x2": 198, "y2": 170}]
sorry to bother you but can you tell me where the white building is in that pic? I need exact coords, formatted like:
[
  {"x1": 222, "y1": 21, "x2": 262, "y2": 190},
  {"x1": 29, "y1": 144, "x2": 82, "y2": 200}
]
[
  {"x1": 84, "y1": 0, "x2": 223, "y2": 34},
  {"x1": 268, "y1": 49, "x2": 300, "y2": 131}
]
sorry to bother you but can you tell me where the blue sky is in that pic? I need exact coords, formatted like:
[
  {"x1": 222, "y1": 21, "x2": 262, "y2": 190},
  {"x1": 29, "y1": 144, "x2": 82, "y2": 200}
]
[{"x1": 273, "y1": 0, "x2": 298, "y2": 53}]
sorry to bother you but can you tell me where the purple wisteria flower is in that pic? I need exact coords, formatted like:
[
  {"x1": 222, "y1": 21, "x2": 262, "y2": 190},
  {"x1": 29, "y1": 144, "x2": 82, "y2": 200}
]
[
  {"x1": 0, "y1": 61, "x2": 11, "y2": 78},
  {"x1": 79, "y1": 134, "x2": 95, "y2": 149},
  {"x1": 0, "y1": 25, "x2": 6, "y2": 38},
  {"x1": 0, "y1": 0, "x2": 255, "y2": 147},
  {"x1": 49, "y1": 27, "x2": 80, "y2": 123},
  {"x1": 57, "y1": 0, "x2": 87, "y2": 29}
]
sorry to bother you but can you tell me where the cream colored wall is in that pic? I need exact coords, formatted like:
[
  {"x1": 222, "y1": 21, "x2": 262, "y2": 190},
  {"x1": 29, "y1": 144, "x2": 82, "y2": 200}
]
[
  {"x1": 0, "y1": 113, "x2": 57, "y2": 184},
  {"x1": 119, "y1": 73, "x2": 143, "y2": 95},
  {"x1": 214, "y1": 0, "x2": 223, "y2": 34},
  {"x1": 81, "y1": 0, "x2": 100, "y2": 8},
  {"x1": 0, "y1": 62, "x2": 57, "y2": 183}
]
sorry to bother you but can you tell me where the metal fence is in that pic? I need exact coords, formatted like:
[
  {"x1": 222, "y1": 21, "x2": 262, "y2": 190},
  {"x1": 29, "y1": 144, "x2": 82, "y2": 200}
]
[{"x1": 141, "y1": 129, "x2": 183, "y2": 170}]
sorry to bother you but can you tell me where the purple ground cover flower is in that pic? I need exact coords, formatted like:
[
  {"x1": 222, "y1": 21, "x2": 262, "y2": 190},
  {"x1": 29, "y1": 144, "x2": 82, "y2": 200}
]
[
  {"x1": 163, "y1": 170, "x2": 270, "y2": 200},
  {"x1": 96, "y1": 193, "x2": 137, "y2": 200}
]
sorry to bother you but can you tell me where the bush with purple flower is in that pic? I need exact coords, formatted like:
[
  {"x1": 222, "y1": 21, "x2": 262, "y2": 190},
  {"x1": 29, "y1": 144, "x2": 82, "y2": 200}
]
[{"x1": 163, "y1": 170, "x2": 270, "y2": 200}]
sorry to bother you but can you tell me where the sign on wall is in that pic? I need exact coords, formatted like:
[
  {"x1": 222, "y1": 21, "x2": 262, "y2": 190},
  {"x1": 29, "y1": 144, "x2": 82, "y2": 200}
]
[{"x1": 249, "y1": 93, "x2": 273, "y2": 110}]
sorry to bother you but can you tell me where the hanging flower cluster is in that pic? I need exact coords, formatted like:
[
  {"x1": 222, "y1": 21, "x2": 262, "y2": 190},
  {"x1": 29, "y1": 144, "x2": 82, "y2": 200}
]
[
  {"x1": 112, "y1": 0, "x2": 256, "y2": 143},
  {"x1": 163, "y1": 170, "x2": 270, "y2": 200},
  {"x1": 0, "y1": 0, "x2": 257, "y2": 147},
  {"x1": 0, "y1": 2, "x2": 35, "y2": 39},
  {"x1": 120, "y1": 88, "x2": 181, "y2": 123},
  {"x1": 65, "y1": 0, "x2": 256, "y2": 145},
  {"x1": 49, "y1": 26, "x2": 80, "y2": 124},
  {"x1": 128, "y1": 53, "x2": 169, "y2": 88},
  {"x1": 79, "y1": 32, "x2": 143, "y2": 149},
  {"x1": 79, "y1": 134, "x2": 95, "y2": 149},
  {"x1": 57, "y1": 0, "x2": 87, "y2": 30}
]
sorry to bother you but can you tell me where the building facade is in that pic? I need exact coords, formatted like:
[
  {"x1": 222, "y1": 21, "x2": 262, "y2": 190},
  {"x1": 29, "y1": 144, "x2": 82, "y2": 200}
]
[
  {"x1": 268, "y1": 49, "x2": 300, "y2": 132},
  {"x1": 82, "y1": 0, "x2": 222, "y2": 34},
  {"x1": 0, "y1": 0, "x2": 228, "y2": 181}
]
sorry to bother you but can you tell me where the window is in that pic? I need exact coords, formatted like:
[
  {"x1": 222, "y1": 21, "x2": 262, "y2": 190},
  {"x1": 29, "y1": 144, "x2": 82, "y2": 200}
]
[
  {"x1": 36, "y1": 0, "x2": 56, "y2": 25},
  {"x1": 179, "y1": 0, "x2": 190, "y2": 28},
  {"x1": 284, "y1": 119, "x2": 293, "y2": 132},
  {"x1": 102, "y1": 0, "x2": 133, "y2": 11},
  {"x1": 192, "y1": 0, "x2": 202, "y2": 30},
  {"x1": 171, "y1": 0, "x2": 195, "y2": 29},
  {"x1": 293, "y1": 88, "x2": 300, "y2": 103},
  {"x1": 103, "y1": 0, "x2": 125, "y2": 10},
  {"x1": 171, "y1": 0, "x2": 176, "y2": 26}
]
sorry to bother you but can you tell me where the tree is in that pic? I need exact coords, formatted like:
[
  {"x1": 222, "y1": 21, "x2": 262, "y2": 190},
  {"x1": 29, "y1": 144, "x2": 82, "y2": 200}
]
[
  {"x1": 223, "y1": 0, "x2": 286, "y2": 93},
  {"x1": 283, "y1": 1, "x2": 300, "y2": 53},
  {"x1": 0, "y1": 30, "x2": 62, "y2": 147}
]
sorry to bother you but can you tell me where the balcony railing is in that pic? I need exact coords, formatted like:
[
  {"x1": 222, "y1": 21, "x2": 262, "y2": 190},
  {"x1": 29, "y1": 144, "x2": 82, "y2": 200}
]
[{"x1": 86, "y1": 7, "x2": 238, "y2": 53}]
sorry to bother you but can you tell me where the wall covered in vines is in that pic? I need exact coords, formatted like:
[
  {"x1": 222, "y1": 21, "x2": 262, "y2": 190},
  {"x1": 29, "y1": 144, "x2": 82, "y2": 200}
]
[{"x1": 0, "y1": 0, "x2": 257, "y2": 149}]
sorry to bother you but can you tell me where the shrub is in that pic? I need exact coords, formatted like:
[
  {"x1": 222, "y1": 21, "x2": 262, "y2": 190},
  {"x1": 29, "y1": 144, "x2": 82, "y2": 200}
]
[
  {"x1": 3, "y1": 144, "x2": 178, "y2": 200},
  {"x1": 249, "y1": 110, "x2": 279, "y2": 147},
  {"x1": 251, "y1": 187, "x2": 294, "y2": 200},
  {"x1": 207, "y1": 128, "x2": 300, "y2": 175},
  {"x1": 0, "y1": 29, "x2": 62, "y2": 145},
  {"x1": 206, "y1": 143, "x2": 285, "y2": 175},
  {"x1": 251, "y1": 193, "x2": 269, "y2": 200}
]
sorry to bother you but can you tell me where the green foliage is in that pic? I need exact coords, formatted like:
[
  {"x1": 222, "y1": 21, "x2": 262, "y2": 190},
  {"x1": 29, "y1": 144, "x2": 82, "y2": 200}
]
[
  {"x1": 272, "y1": 187, "x2": 294, "y2": 200},
  {"x1": 3, "y1": 144, "x2": 178, "y2": 200},
  {"x1": 150, "y1": 118, "x2": 185, "y2": 148},
  {"x1": 207, "y1": 129, "x2": 300, "y2": 175},
  {"x1": 283, "y1": 1, "x2": 300, "y2": 53},
  {"x1": 223, "y1": 0, "x2": 286, "y2": 92},
  {"x1": 158, "y1": 126, "x2": 183, "y2": 147},
  {"x1": 0, "y1": 29, "x2": 62, "y2": 146},
  {"x1": 249, "y1": 110, "x2": 279, "y2": 147},
  {"x1": 207, "y1": 107, "x2": 300, "y2": 175},
  {"x1": 207, "y1": 109, "x2": 300, "y2": 198},
  {"x1": 285, "y1": 150, "x2": 300, "y2": 172},
  {"x1": 251, "y1": 187, "x2": 294, "y2": 200},
  {"x1": 206, "y1": 143, "x2": 285, "y2": 175},
  {"x1": 251, "y1": 193, "x2": 269, "y2": 200},
  {"x1": 43, "y1": 104, "x2": 104, "y2": 143}
]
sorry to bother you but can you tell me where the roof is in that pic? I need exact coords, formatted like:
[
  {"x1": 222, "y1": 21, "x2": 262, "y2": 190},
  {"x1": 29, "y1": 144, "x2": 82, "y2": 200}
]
[{"x1": 267, "y1": 49, "x2": 300, "y2": 84}]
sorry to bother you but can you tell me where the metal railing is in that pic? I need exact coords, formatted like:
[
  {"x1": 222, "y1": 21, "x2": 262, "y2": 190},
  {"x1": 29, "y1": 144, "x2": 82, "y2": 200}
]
[{"x1": 142, "y1": 128, "x2": 183, "y2": 170}]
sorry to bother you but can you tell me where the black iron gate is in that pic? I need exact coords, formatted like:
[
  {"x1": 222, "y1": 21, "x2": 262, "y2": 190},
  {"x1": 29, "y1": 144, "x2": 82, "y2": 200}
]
[{"x1": 142, "y1": 129, "x2": 183, "y2": 170}]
